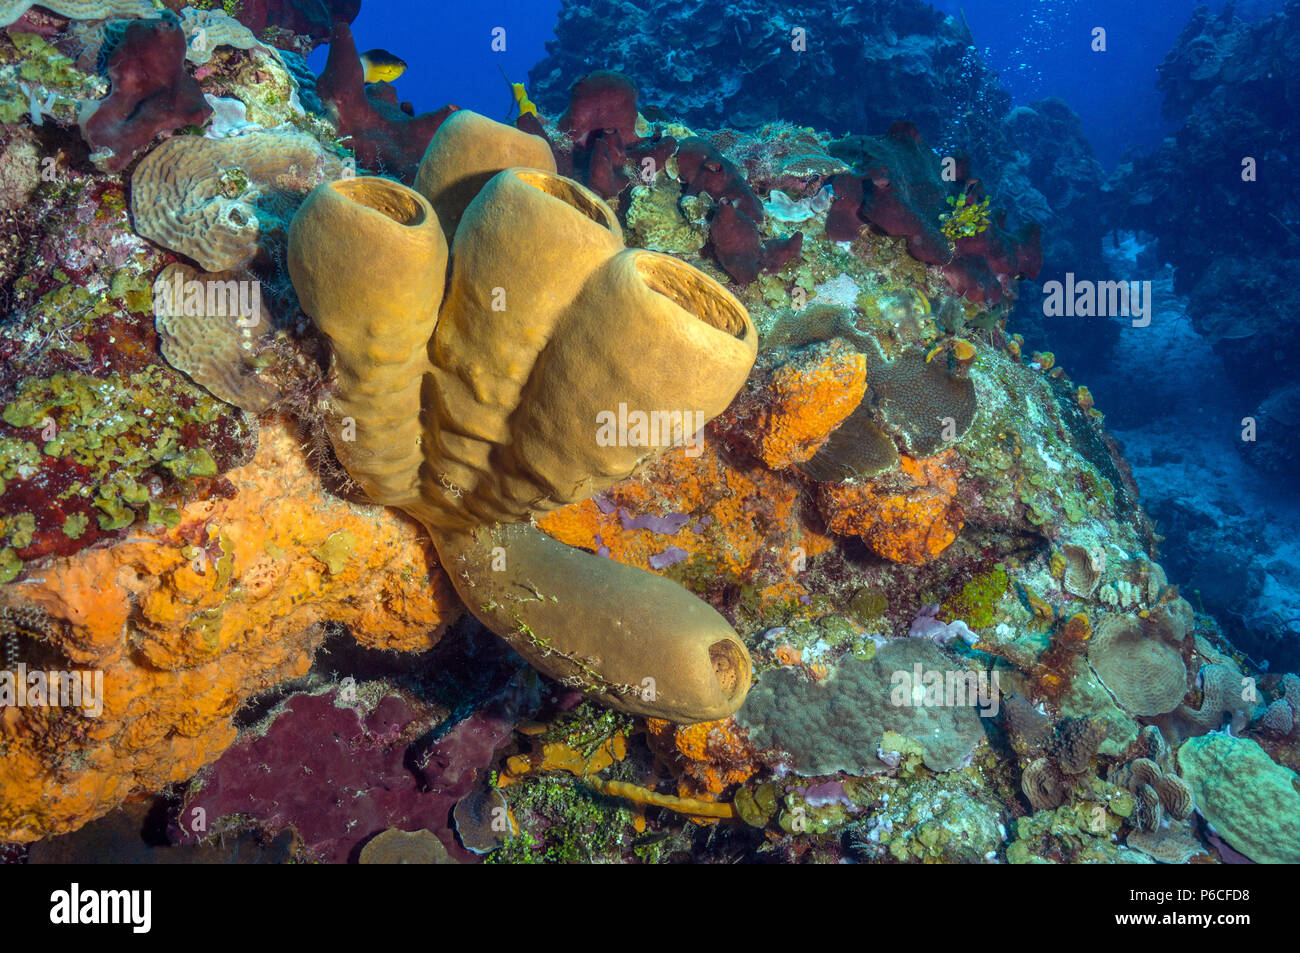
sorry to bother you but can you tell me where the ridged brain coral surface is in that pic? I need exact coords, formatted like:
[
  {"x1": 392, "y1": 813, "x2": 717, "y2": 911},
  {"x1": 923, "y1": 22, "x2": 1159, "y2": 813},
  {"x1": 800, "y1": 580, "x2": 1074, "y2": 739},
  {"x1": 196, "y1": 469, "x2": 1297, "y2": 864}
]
[
  {"x1": 735, "y1": 639, "x2": 986, "y2": 775},
  {"x1": 131, "y1": 131, "x2": 344, "y2": 273},
  {"x1": 0, "y1": 0, "x2": 155, "y2": 27},
  {"x1": 154, "y1": 262, "x2": 280, "y2": 413},
  {"x1": 1178, "y1": 734, "x2": 1300, "y2": 864},
  {"x1": 1087, "y1": 615, "x2": 1188, "y2": 716},
  {"x1": 176, "y1": 7, "x2": 263, "y2": 65}
]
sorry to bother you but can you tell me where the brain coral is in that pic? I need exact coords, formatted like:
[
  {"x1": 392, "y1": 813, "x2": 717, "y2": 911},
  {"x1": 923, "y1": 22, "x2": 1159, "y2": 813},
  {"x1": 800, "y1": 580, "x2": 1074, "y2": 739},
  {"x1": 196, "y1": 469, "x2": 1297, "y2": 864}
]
[
  {"x1": 1087, "y1": 614, "x2": 1188, "y2": 716},
  {"x1": 131, "y1": 130, "x2": 344, "y2": 272},
  {"x1": 153, "y1": 262, "x2": 280, "y2": 413},
  {"x1": 735, "y1": 639, "x2": 986, "y2": 775},
  {"x1": 1176, "y1": 661, "x2": 1253, "y2": 736},
  {"x1": 0, "y1": 420, "x2": 459, "y2": 843},
  {"x1": 870, "y1": 344, "x2": 977, "y2": 457},
  {"x1": 1178, "y1": 734, "x2": 1300, "y2": 864},
  {"x1": 0, "y1": 0, "x2": 155, "y2": 27},
  {"x1": 177, "y1": 6, "x2": 263, "y2": 66}
]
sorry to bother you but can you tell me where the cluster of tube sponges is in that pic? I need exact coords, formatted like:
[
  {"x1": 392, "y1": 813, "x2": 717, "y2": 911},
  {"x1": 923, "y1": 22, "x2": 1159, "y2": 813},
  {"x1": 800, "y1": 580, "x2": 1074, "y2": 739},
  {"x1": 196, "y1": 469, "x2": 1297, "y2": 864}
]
[{"x1": 288, "y1": 112, "x2": 758, "y2": 722}]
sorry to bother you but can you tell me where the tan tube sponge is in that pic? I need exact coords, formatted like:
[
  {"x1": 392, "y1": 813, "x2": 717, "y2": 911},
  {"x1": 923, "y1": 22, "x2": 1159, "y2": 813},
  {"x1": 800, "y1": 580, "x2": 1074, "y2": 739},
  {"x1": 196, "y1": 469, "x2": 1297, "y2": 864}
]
[
  {"x1": 288, "y1": 113, "x2": 759, "y2": 722},
  {"x1": 436, "y1": 523, "x2": 752, "y2": 722},
  {"x1": 413, "y1": 109, "x2": 558, "y2": 239},
  {"x1": 415, "y1": 168, "x2": 624, "y2": 530},
  {"x1": 288, "y1": 177, "x2": 446, "y2": 508}
]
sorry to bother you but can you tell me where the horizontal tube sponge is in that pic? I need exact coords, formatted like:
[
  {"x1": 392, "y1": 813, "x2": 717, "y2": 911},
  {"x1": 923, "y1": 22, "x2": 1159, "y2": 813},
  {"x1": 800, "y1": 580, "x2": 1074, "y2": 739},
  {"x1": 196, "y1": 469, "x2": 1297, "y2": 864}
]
[{"x1": 287, "y1": 112, "x2": 759, "y2": 722}]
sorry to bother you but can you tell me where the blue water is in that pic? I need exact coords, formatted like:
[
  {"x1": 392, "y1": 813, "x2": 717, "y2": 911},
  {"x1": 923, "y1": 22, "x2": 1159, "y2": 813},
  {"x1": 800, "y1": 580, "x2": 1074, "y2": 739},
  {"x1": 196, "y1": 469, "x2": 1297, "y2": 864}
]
[
  {"x1": 931, "y1": 0, "x2": 1286, "y2": 166},
  {"x1": 323, "y1": 0, "x2": 1285, "y2": 167},
  {"x1": 307, "y1": 0, "x2": 560, "y2": 122}
]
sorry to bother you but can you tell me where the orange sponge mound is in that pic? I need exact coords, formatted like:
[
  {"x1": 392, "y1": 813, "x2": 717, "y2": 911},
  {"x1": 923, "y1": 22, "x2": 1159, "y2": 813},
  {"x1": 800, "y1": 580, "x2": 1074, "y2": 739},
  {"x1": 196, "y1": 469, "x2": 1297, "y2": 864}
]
[
  {"x1": 646, "y1": 716, "x2": 758, "y2": 801},
  {"x1": 0, "y1": 419, "x2": 460, "y2": 843},
  {"x1": 817, "y1": 450, "x2": 965, "y2": 565},
  {"x1": 739, "y1": 341, "x2": 868, "y2": 470}
]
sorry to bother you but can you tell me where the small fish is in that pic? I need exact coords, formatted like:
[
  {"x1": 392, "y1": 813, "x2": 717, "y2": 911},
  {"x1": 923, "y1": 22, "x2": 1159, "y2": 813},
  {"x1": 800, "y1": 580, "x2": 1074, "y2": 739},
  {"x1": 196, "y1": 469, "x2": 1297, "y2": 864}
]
[
  {"x1": 511, "y1": 82, "x2": 538, "y2": 118},
  {"x1": 497, "y1": 65, "x2": 538, "y2": 119},
  {"x1": 359, "y1": 48, "x2": 407, "y2": 84}
]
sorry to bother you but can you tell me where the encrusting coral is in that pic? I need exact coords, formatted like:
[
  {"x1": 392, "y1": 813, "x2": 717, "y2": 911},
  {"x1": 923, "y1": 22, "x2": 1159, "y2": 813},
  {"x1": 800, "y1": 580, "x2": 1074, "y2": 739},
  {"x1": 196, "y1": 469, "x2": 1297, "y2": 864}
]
[
  {"x1": 0, "y1": 0, "x2": 155, "y2": 28},
  {"x1": 0, "y1": 421, "x2": 458, "y2": 843},
  {"x1": 1178, "y1": 733, "x2": 1300, "y2": 864},
  {"x1": 289, "y1": 112, "x2": 759, "y2": 723}
]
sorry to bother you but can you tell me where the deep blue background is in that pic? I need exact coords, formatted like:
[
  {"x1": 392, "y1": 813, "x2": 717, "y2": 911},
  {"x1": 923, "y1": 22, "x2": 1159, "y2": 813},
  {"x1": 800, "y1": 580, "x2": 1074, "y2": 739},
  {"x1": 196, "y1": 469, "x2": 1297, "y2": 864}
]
[
  {"x1": 308, "y1": 0, "x2": 561, "y2": 125},
  {"x1": 319, "y1": 0, "x2": 1285, "y2": 167},
  {"x1": 929, "y1": 0, "x2": 1284, "y2": 166}
]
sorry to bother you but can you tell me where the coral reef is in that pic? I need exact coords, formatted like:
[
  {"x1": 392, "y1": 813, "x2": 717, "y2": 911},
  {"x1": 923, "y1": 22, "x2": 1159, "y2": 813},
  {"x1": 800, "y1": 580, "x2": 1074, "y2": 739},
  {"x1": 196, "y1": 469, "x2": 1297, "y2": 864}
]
[
  {"x1": 531, "y1": 0, "x2": 1010, "y2": 161},
  {"x1": 2, "y1": 1, "x2": 1294, "y2": 868}
]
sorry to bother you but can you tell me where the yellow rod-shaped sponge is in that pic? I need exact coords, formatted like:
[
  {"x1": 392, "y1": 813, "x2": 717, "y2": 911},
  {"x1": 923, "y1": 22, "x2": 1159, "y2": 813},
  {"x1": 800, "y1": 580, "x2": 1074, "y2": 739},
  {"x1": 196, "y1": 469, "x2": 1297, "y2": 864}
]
[{"x1": 434, "y1": 522, "x2": 751, "y2": 723}]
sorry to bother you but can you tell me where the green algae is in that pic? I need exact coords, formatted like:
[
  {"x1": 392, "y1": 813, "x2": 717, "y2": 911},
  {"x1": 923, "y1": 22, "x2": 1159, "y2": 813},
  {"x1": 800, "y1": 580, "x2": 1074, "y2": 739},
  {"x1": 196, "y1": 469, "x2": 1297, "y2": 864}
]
[
  {"x1": 6, "y1": 512, "x2": 35, "y2": 549},
  {"x1": 0, "y1": 365, "x2": 244, "y2": 557},
  {"x1": 941, "y1": 566, "x2": 1009, "y2": 628},
  {"x1": 625, "y1": 180, "x2": 704, "y2": 255},
  {"x1": 0, "y1": 548, "x2": 20, "y2": 584},
  {"x1": 848, "y1": 586, "x2": 889, "y2": 624},
  {"x1": 488, "y1": 774, "x2": 639, "y2": 864},
  {"x1": 1007, "y1": 778, "x2": 1142, "y2": 864},
  {"x1": 61, "y1": 512, "x2": 89, "y2": 539}
]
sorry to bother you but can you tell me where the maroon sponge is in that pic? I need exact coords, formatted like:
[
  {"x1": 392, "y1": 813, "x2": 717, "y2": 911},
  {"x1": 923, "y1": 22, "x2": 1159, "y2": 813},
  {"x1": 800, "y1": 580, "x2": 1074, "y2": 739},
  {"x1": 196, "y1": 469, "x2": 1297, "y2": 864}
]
[
  {"x1": 559, "y1": 70, "x2": 641, "y2": 149},
  {"x1": 80, "y1": 18, "x2": 212, "y2": 173},
  {"x1": 710, "y1": 200, "x2": 803, "y2": 286},
  {"x1": 316, "y1": 21, "x2": 458, "y2": 182},
  {"x1": 585, "y1": 134, "x2": 631, "y2": 198},
  {"x1": 234, "y1": 0, "x2": 359, "y2": 41},
  {"x1": 676, "y1": 137, "x2": 763, "y2": 220},
  {"x1": 177, "y1": 685, "x2": 525, "y2": 864},
  {"x1": 831, "y1": 122, "x2": 1042, "y2": 303},
  {"x1": 859, "y1": 121, "x2": 952, "y2": 265},
  {"x1": 826, "y1": 173, "x2": 865, "y2": 241},
  {"x1": 946, "y1": 215, "x2": 1043, "y2": 304}
]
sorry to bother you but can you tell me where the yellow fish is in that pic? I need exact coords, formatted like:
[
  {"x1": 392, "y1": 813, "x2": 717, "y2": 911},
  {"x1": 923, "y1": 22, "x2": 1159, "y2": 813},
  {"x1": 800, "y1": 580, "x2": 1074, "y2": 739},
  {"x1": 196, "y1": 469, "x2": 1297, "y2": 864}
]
[
  {"x1": 360, "y1": 48, "x2": 407, "y2": 84},
  {"x1": 511, "y1": 82, "x2": 538, "y2": 118},
  {"x1": 497, "y1": 65, "x2": 538, "y2": 119}
]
